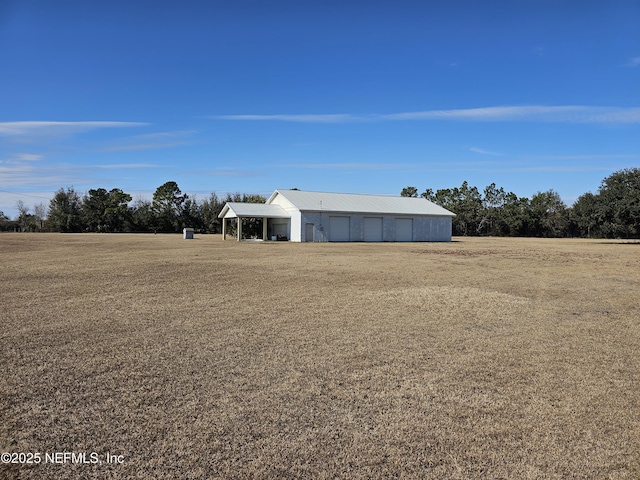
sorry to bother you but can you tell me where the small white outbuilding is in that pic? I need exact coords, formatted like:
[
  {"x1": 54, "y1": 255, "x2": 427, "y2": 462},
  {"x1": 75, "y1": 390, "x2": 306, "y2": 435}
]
[{"x1": 218, "y1": 190, "x2": 455, "y2": 242}]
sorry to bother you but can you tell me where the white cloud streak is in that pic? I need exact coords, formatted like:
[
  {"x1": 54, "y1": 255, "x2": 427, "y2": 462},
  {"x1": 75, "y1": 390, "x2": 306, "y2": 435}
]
[
  {"x1": 280, "y1": 162, "x2": 414, "y2": 170},
  {"x1": 626, "y1": 56, "x2": 640, "y2": 67},
  {"x1": 216, "y1": 114, "x2": 356, "y2": 123},
  {"x1": 0, "y1": 162, "x2": 86, "y2": 188},
  {"x1": 0, "y1": 153, "x2": 44, "y2": 164},
  {"x1": 196, "y1": 170, "x2": 262, "y2": 177},
  {"x1": 100, "y1": 130, "x2": 197, "y2": 152},
  {"x1": 95, "y1": 163, "x2": 159, "y2": 169},
  {"x1": 213, "y1": 106, "x2": 640, "y2": 124},
  {"x1": 0, "y1": 121, "x2": 148, "y2": 136},
  {"x1": 103, "y1": 142, "x2": 189, "y2": 152},
  {"x1": 469, "y1": 147, "x2": 504, "y2": 156}
]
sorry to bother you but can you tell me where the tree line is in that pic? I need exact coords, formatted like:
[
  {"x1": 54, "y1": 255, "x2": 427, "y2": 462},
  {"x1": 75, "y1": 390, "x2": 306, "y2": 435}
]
[
  {"x1": 1, "y1": 181, "x2": 266, "y2": 234},
  {"x1": 401, "y1": 168, "x2": 640, "y2": 238},
  {"x1": 2, "y1": 169, "x2": 639, "y2": 238}
]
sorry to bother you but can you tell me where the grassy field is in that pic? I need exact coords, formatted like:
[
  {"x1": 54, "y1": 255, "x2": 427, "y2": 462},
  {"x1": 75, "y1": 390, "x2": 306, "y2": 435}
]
[{"x1": 1, "y1": 233, "x2": 639, "y2": 479}]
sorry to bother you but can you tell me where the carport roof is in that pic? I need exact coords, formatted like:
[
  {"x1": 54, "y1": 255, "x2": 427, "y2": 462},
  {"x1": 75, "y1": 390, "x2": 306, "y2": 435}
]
[{"x1": 218, "y1": 202, "x2": 290, "y2": 219}]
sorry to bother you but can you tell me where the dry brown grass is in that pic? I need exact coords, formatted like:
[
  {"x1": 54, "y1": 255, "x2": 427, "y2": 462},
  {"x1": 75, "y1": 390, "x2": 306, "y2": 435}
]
[{"x1": 1, "y1": 234, "x2": 639, "y2": 479}]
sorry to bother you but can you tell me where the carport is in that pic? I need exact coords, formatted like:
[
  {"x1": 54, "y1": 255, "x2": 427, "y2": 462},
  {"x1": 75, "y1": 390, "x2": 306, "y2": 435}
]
[{"x1": 218, "y1": 203, "x2": 291, "y2": 241}]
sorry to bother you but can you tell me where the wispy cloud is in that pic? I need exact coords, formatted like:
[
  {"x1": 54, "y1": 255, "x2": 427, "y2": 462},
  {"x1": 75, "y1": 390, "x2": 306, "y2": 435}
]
[
  {"x1": 0, "y1": 153, "x2": 44, "y2": 164},
  {"x1": 280, "y1": 162, "x2": 413, "y2": 170},
  {"x1": 524, "y1": 153, "x2": 640, "y2": 161},
  {"x1": 131, "y1": 131, "x2": 196, "y2": 140},
  {"x1": 0, "y1": 151, "x2": 156, "y2": 188},
  {"x1": 282, "y1": 161, "x2": 617, "y2": 175},
  {"x1": 469, "y1": 147, "x2": 504, "y2": 156},
  {"x1": 0, "y1": 121, "x2": 149, "y2": 137},
  {"x1": 215, "y1": 114, "x2": 356, "y2": 123},
  {"x1": 197, "y1": 170, "x2": 262, "y2": 177},
  {"x1": 95, "y1": 163, "x2": 159, "y2": 169},
  {"x1": 383, "y1": 106, "x2": 576, "y2": 121},
  {"x1": 106, "y1": 144, "x2": 183, "y2": 152},
  {"x1": 177, "y1": 168, "x2": 262, "y2": 177},
  {"x1": 212, "y1": 106, "x2": 640, "y2": 124},
  {"x1": 531, "y1": 46, "x2": 545, "y2": 57},
  {"x1": 0, "y1": 162, "x2": 86, "y2": 188},
  {"x1": 100, "y1": 130, "x2": 197, "y2": 152},
  {"x1": 625, "y1": 56, "x2": 640, "y2": 67},
  {"x1": 513, "y1": 165, "x2": 616, "y2": 173}
]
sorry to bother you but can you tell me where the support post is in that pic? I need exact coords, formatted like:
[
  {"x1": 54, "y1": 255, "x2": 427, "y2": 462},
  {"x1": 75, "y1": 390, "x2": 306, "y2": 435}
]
[
  {"x1": 237, "y1": 217, "x2": 242, "y2": 241},
  {"x1": 263, "y1": 217, "x2": 268, "y2": 240},
  {"x1": 222, "y1": 217, "x2": 226, "y2": 240}
]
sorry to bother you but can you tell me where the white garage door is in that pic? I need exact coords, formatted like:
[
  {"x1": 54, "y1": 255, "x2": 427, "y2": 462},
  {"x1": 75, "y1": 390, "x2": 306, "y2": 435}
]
[
  {"x1": 395, "y1": 218, "x2": 413, "y2": 242},
  {"x1": 329, "y1": 216, "x2": 350, "y2": 242},
  {"x1": 363, "y1": 217, "x2": 383, "y2": 242},
  {"x1": 273, "y1": 223, "x2": 288, "y2": 239}
]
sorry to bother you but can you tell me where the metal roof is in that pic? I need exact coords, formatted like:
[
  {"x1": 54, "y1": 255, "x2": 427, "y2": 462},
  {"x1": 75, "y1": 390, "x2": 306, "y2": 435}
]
[
  {"x1": 218, "y1": 202, "x2": 290, "y2": 219},
  {"x1": 267, "y1": 190, "x2": 455, "y2": 217}
]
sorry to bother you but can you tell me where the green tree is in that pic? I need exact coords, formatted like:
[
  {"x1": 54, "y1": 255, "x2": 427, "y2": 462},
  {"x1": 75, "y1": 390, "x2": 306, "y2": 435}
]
[
  {"x1": 569, "y1": 192, "x2": 599, "y2": 237},
  {"x1": 82, "y1": 188, "x2": 108, "y2": 231},
  {"x1": 596, "y1": 168, "x2": 640, "y2": 238},
  {"x1": 401, "y1": 186, "x2": 418, "y2": 198},
  {"x1": 500, "y1": 193, "x2": 530, "y2": 236},
  {"x1": 241, "y1": 193, "x2": 267, "y2": 204},
  {"x1": 529, "y1": 190, "x2": 567, "y2": 237},
  {"x1": 180, "y1": 196, "x2": 203, "y2": 232},
  {"x1": 477, "y1": 183, "x2": 507, "y2": 235},
  {"x1": 16, "y1": 200, "x2": 32, "y2": 232},
  {"x1": 152, "y1": 181, "x2": 187, "y2": 232},
  {"x1": 48, "y1": 187, "x2": 83, "y2": 232},
  {"x1": 106, "y1": 189, "x2": 134, "y2": 231},
  {"x1": 421, "y1": 188, "x2": 435, "y2": 201},
  {"x1": 416, "y1": 182, "x2": 483, "y2": 235},
  {"x1": 0, "y1": 211, "x2": 14, "y2": 231},
  {"x1": 131, "y1": 198, "x2": 154, "y2": 232},
  {"x1": 426, "y1": 182, "x2": 482, "y2": 236},
  {"x1": 454, "y1": 182, "x2": 482, "y2": 236},
  {"x1": 200, "y1": 192, "x2": 225, "y2": 233},
  {"x1": 82, "y1": 188, "x2": 133, "y2": 232}
]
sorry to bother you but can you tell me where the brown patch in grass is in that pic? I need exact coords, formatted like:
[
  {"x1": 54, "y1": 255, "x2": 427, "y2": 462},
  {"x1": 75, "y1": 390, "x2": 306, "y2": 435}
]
[{"x1": 1, "y1": 234, "x2": 639, "y2": 478}]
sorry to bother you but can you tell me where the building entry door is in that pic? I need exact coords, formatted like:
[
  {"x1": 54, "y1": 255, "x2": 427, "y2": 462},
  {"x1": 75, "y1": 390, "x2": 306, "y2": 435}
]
[{"x1": 305, "y1": 223, "x2": 314, "y2": 242}]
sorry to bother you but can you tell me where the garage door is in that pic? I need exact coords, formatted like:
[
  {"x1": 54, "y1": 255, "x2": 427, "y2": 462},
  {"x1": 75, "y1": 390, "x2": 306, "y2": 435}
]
[
  {"x1": 363, "y1": 217, "x2": 383, "y2": 242},
  {"x1": 329, "y1": 216, "x2": 350, "y2": 242},
  {"x1": 395, "y1": 218, "x2": 413, "y2": 242},
  {"x1": 272, "y1": 222, "x2": 288, "y2": 239}
]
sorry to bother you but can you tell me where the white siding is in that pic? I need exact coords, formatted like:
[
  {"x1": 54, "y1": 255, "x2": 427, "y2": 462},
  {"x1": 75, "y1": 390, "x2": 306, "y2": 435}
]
[
  {"x1": 413, "y1": 216, "x2": 452, "y2": 242},
  {"x1": 289, "y1": 210, "x2": 302, "y2": 242}
]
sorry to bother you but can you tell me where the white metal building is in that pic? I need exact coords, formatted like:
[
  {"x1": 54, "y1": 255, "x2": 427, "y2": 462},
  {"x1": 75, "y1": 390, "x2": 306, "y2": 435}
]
[{"x1": 218, "y1": 190, "x2": 455, "y2": 242}]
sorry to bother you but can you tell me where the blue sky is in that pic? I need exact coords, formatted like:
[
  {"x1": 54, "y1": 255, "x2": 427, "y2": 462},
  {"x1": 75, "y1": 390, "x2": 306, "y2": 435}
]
[{"x1": 1, "y1": 0, "x2": 639, "y2": 218}]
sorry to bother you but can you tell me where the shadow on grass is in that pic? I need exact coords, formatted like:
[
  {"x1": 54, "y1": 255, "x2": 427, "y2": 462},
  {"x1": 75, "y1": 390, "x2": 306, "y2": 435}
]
[{"x1": 594, "y1": 241, "x2": 640, "y2": 245}]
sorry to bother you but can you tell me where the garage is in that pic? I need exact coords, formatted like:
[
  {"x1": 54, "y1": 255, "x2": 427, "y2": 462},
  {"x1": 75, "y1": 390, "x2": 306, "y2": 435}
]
[
  {"x1": 363, "y1": 217, "x2": 383, "y2": 242},
  {"x1": 329, "y1": 216, "x2": 350, "y2": 242},
  {"x1": 220, "y1": 190, "x2": 455, "y2": 242}
]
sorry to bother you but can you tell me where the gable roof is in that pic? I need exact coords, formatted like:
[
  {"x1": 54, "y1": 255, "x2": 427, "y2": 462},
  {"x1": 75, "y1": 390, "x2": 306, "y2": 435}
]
[
  {"x1": 218, "y1": 202, "x2": 290, "y2": 219},
  {"x1": 267, "y1": 190, "x2": 455, "y2": 217}
]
